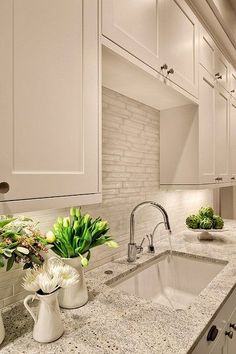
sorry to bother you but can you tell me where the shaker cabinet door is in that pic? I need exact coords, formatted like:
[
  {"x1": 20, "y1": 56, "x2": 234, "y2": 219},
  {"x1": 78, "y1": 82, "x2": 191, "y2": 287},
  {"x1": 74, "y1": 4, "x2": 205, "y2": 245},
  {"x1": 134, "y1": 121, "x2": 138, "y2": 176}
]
[
  {"x1": 209, "y1": 331, "x2": 227, "y2": 354},
  {"x1": 199, "y1": 25, "x2": 215, "y2": 77},
  {"x1": 198, "y1": 66, "x2": 216, "y2": 184},
  {"x1": 159, "y1": 0, "x2": 199, "y2": 97},
  {"x1": 215, "y1": 87, "x2": 230, "y2": 183},
  {"x1": 226, "y1": 307, "x2": 236, "y2": 354},
  {"x1": 229, "y1": 99, "x2": 236, "y2": 182},
  {"x1": 102, "y1": 0, "x2": 161, "y2": 71},
  {"x1": 229, "y1": 67, "x2": 236, "y2": 99},
  {"x1": 0, "y1": 0, "x2": 99, "y2": 202},
  {"x1": 214, "y1": 49, "x2": 229, "y2": 92}
]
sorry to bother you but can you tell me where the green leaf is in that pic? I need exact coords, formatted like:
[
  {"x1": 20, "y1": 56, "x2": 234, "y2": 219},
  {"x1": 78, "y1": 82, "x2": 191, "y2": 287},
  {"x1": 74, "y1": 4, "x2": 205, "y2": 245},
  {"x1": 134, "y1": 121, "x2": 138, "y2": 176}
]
[
  {"x1": 0, "y1": 230, "x2": 18, "y2": 238},
  {"x1": 14, "y1": 250, "x2": 24, "y2": 258},
  {"x1": 16, "y1": 246, "x2": 29, "y2": 255},
  {"x1": 6, "y1": 254, "x2": 15, "y2": 271},
  {"x1": 51, "y1": 246, "x2": 64, "y2": 258},
  {"x1": 73, "y1": 236, "x2": 80, "y2": 250},
  {"x1": 0, "y1": 218, "x2": 15, "y2": 228},
  {"x1": 23, "y1": 262, "x2": 32, "y2": 270},
  {"x1": 3, "y1": 249, "x2": 13, "y2": 257},
  {"x1": 7, "y1": 242, "x2": 18, "y2": 249},
  {"x1": 90, "y1": 236, "x2": 111, "y2": 248},
  {"x1": 0, "y1": 255, "x2": 5, "y2": 268},
  {"x1": 86, "y1": 250, "x2": 91, "y2": 262},
  {"x1": 30, "y1": 255, "x2": 42, "y2": 265}
]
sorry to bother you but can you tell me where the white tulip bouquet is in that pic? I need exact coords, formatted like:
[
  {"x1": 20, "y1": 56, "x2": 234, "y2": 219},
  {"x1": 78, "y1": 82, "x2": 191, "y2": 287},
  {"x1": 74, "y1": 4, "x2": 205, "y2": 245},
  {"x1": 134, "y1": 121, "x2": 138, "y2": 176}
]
[{"x1": 22, "y1": 258, "x2": 79, "y2": 295}]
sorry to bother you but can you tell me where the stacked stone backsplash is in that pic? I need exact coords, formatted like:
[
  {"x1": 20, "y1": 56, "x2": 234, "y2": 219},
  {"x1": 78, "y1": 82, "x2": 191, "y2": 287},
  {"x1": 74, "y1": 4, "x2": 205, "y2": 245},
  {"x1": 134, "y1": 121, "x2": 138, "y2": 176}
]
[{"x1": 0, "y1": 87, "x2": 213, "y2": 307}]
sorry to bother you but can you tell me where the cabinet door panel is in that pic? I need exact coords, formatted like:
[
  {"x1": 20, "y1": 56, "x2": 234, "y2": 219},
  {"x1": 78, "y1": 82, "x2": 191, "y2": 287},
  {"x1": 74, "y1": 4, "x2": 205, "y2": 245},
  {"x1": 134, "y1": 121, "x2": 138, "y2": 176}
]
[
  {"x1": 215, "y1": 50, "x2": 229, "y2": 91},
  {"x1": 0, "y1": 0, "x2": 99, "y2": 201},
  {"x1": 229, "y1": 67, "x2": 236, "y2": 99},
  {"x1": 102, "y1": 0, "x2": 161, "y2": 70},
  {"x1": 209, "y1": 331, "x2": 227, "y2": 354},
  {"x1": 199, "y1": 67, "x2": 215, "y2": 183},
  {"x1": 199, "y1": 26, "x2": 215, "y2": 76},
  {"x1": 226, "y1": 307, "x2": 236, "y2": 354},
  {"x1": 230, "y1": 99, "x2": 236, "y2": 181},
  {"x1": 159, "y1": 0, "x2": 199, "y2": 97},
  {"x1": 215, "y1": 87, "x2": 230, "y2": 182}
]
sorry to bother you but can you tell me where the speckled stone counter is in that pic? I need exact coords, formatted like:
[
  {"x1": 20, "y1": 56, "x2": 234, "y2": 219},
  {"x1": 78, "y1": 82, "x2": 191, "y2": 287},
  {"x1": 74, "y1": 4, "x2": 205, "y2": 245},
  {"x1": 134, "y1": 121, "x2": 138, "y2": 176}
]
[{"x1": 2, "y1": 222, "x2": 236, "y2": 354}]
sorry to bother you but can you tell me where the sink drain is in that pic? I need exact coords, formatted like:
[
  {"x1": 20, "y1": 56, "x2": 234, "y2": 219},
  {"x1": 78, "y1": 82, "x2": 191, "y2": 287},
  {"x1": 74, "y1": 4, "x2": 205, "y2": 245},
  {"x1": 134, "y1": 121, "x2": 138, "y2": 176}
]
[{"x1": 104, "y1": 270, "x2": 113, "y2": 275}]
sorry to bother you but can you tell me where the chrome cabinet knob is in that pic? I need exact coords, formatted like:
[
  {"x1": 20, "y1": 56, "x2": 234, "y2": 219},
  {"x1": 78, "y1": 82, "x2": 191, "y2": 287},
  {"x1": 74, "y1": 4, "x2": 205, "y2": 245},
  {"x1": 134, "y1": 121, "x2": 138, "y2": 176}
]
[
  {"x1": 0, "y1": 182, "x2": 10, "y2": 194},
  {"x1": 215, "y1": 177, "x2": 223, "y2": 181},
  {"x1": 225, "y1": 330, "x2": 234, "y2": 339},
  {"x1": 167, "y1": 68, "x2": 174, "y2": 75},
  {"x1": 215, "y1": 72, "x2": 222, "y2": 79},
  {"x1": 161, "y1": 64, "x2": 168, "y2": 70},
  {"x1": 230, "y1": 323, "x2": 236, "y2": 331}
]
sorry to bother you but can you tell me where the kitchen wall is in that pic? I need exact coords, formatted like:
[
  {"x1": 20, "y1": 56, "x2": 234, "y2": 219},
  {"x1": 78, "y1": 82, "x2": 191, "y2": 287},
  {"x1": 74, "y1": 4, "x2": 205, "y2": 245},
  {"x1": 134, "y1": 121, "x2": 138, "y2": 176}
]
[
  {"x1": 220, "y1": 186, "x2": 236, "y2": 219},
  {"x1": 0, "y1": 87, "x2": 213, "y2": 307}
]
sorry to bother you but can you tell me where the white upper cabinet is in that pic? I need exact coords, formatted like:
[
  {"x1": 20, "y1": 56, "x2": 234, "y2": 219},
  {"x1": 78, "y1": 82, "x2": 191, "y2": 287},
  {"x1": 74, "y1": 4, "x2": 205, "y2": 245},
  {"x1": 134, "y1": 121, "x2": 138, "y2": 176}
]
[
  {"x1": 215, "y1": 86, "x2": 230, "y2": 183},
  {"x1": 160, "y1": 65, "x2": 231, "y2": 188},
  {"x1": 214, "y1": 48, "x2": 230, "y2": 92},
  {"x1": 199, "y1": 26, "x2": 215, "y2": 76},
  {"x1": 198, "y1": 66, "x2": 216, "y2": 184},
  {"x1": 159, "y1": 0, "x2": 199, "y2": 98},
  {"x1": 102, "y1": 0, "x2": 161, "y2": 70},
  {"x1": 199, "y1": 25, "x2": 231, "y2": 93},
  {"x1": 0, "y1": 0, "x2": 100, "y2": 211},
  {"x1": 229, "y1": 66, "x2": 236, "y2": 99},
  {"x1": 102, "y1": 0, "x2": 199, "y2": 98},
  {"x1": 229, "y1": 98, "x2": 236, "y2": 182}
]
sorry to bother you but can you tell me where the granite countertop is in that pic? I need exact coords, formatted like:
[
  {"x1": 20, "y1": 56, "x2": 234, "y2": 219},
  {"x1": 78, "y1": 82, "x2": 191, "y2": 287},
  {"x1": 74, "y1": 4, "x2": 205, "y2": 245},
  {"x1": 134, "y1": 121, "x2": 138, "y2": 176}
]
[{"x1": 2, "y1": 222, "x2": 236, "y2": 354}]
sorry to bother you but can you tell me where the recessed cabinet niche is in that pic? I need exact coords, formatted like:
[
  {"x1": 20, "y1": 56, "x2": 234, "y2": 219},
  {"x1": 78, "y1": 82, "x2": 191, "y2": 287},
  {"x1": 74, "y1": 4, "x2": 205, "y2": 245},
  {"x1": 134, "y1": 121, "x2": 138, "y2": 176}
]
[
  {"x1": 0, "y1": 0, "x2": 101, "y2": 213},
  {"x1": 160, "y1": 65, "x2": 232, "y2": 188},
  {"x1": 102, "y1": 0, "x2": 199, "y2": 98}
]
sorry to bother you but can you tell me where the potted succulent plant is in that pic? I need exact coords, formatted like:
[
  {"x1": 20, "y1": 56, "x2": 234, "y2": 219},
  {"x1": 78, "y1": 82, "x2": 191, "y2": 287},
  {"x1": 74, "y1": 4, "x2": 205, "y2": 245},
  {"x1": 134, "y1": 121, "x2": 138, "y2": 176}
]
[
  {"x1": 0, "y1": 215, "x2": 48, "y2": 344},
  {"x1": 23, "y1": 258, "x2": 79, "y2": 343},
  {"x1": 46, "y1": 208, "x2": 118, "y2": 308}
]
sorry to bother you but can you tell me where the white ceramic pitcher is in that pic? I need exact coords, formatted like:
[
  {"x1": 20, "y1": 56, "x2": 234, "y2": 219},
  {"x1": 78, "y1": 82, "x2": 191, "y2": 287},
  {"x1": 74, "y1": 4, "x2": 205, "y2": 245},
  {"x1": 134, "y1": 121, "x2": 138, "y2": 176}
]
[
  {"x1": 24, "y1": 290, "x2": 64, "y2": 343},
  {"x1": 0, "y1": 311, "x2": 5, "y2": 344}
]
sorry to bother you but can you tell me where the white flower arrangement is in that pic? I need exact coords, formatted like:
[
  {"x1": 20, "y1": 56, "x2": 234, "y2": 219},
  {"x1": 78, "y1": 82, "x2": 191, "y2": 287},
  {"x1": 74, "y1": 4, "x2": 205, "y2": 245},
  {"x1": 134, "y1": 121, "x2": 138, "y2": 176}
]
[{"x1": 22, "y1": 258, "x2": 79, "y2": 295}]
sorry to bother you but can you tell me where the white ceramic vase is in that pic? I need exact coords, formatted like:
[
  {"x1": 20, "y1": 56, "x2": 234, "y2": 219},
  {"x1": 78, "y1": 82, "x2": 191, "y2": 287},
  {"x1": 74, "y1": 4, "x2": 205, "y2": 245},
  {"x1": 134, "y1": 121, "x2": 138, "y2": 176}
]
[
  {"x1": 58, "y1": 257, "x2": 88, "y2": 309},
  {"x1": 0, "y1": 311, "x2": 5, "y2": 344},
  {"x1": 24, "y1": 290, "x2": 64, "y2": 343}
]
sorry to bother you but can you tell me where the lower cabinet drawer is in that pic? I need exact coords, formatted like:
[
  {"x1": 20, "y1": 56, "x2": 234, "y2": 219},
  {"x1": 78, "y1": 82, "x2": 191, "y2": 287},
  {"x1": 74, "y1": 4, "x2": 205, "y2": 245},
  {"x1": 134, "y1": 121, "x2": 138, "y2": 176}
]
[{"x1": 191, "y1": 286, "x2": 236, "y2": 353}]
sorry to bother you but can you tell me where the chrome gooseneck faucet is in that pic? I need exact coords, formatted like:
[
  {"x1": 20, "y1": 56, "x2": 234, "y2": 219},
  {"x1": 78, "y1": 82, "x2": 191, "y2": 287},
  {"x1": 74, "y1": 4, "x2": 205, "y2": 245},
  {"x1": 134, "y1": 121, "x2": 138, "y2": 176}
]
[{"x1": 127, "y1": 201, "x2": 171, "y2": 262}]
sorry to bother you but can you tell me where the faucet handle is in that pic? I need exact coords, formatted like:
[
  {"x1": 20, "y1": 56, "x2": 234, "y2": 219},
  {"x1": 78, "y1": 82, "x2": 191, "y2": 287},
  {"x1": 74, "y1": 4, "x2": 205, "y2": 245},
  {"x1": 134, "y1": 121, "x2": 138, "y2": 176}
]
[
  {"x1": 146, "y1": 234, "x2": 155, "y2": 253},
  {"x1": 137, "y1": 237, "x2": 145, "y2": 253}
]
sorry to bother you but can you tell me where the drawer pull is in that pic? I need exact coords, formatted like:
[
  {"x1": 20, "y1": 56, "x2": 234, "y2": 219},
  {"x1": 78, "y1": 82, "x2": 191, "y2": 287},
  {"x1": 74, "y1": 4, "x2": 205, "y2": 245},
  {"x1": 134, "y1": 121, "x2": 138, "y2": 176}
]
[
  {"x1": 0, "y1": 182, "x2": 10, "y2": 194},
  {"x1": 207, "y1": 325, "x2": 218, "y2": 341},
  {"x1": 167, "y1": 68, "x2": 174, "y2": 75},
  {"x1": 161, "y1": 64, "x2": 168, "y2": 70}
]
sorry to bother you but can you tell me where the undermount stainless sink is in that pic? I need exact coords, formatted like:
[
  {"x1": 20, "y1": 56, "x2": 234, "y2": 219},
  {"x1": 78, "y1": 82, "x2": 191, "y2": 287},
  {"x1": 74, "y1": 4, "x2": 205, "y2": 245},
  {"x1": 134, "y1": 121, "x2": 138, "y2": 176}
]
[{"x1": 111, "y1": 252, "x2": 226, "y2": 309}]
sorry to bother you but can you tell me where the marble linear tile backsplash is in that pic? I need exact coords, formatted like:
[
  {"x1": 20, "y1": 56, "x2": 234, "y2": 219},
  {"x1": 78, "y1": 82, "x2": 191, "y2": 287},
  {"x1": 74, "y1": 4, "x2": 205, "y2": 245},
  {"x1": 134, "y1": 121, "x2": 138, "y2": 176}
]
[{"x1": 0, "y1": 88, "x2": 213, "y2": 307}]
